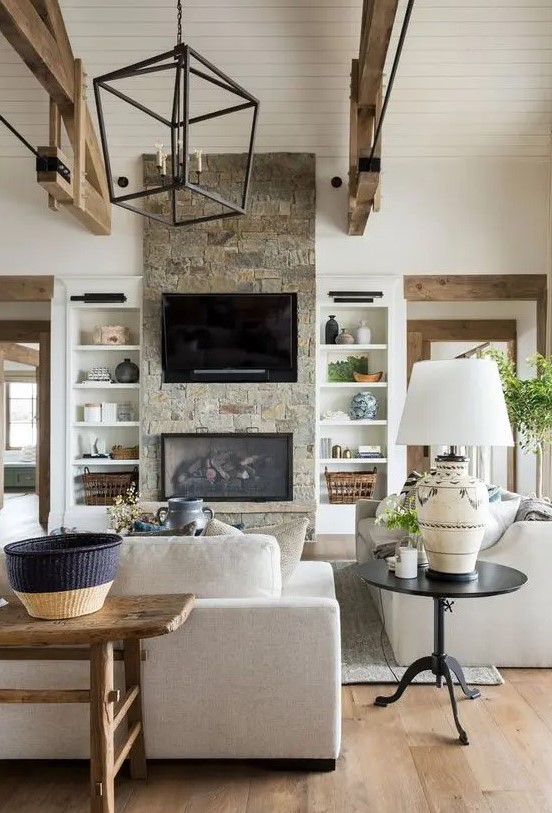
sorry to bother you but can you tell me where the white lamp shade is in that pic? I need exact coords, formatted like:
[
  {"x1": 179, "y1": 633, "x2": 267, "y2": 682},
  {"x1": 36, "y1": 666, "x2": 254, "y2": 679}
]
[{"x1": 396, "y1": 359, "x2": 514, "y2": 447}]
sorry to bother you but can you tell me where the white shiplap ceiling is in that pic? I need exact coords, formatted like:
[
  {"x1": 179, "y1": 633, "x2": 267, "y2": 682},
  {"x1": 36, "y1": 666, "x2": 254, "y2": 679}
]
[{"x1": 0, "y1": 0, "x2": 551, "y2": 160}]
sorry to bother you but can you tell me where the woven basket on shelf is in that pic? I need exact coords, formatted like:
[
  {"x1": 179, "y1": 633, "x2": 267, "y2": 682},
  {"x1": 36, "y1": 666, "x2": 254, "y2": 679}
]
[
  {"x1": 4, "y1": 533, "x2": 122, "y2": 619},
  {"x1": 324, "y1": 467, "x2": 378, "y2": 505},
  {"x1": 82, "y1": 467, "x2": 138, "y2": 506},
  {"x1": 111, "y1": 445, "x2": 139, "y2": 460}
]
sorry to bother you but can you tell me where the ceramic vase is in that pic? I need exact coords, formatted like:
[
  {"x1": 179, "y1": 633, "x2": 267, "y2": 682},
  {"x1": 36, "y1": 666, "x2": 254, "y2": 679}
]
[
  {"x1": 115, "y1": 358, "x2": 139, "y2": 384},
  {"x1": 156, "y1": 497, "x2": 214, "y2": 535},
  {"x1": 416, "y1": 459, "x2": 488, "y2": 577},
  {"x1": 325, "y1": 315, "x2": 339, "y2": 344},
  {"x1": 336, "y1": 328, "x2": 355, "y2": 345},
  {"x1": 349, "y1": 391, "x2": 378, "y2": 420},
  {"x1": 354, "y1": 320, "x2": 372, "y2": 344}
]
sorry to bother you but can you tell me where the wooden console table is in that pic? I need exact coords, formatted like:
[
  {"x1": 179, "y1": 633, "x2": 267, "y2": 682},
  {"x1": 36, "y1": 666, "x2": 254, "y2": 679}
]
[{"x1": 0, "y1": 594, "x2": 194, "y2": 813}]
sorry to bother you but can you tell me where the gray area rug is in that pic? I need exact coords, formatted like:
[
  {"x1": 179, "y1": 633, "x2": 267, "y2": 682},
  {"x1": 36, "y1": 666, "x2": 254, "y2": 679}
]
[{"x1": 333, "y1": 562, "x2": 503, "y2": 686}]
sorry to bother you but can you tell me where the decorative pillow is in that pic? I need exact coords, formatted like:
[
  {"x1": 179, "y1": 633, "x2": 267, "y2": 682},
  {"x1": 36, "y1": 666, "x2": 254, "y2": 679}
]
[
  {"x1": 245, "y1": 518, "x2": 309, "y2": 584},
  {"x1": 203, "y1": 518, "x2": 242, "y2": 537},
  {"x1": 480, "y1": 497, "x2": 521, "y2": 551},
  {"x1": 487, "y1": 485, "x2": 501, "y2": 504},
  {"x1": 515, "y1": 497, "x2": 552, "y2": 523},
  {"x1": 204, "y1": 516, "x2": 309, "y2": 583},
  {"x1": 128, "y1": 520, "x2": 197, "y2": 537},
  {"x1": 400, "y1": 471, "x2": 423, "y2": 509}
]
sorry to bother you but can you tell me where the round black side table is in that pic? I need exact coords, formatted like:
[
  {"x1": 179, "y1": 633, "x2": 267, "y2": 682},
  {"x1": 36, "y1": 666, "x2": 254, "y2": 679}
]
[{"x1": 356, "y1": 559, "x2": 527, "y2": 745}]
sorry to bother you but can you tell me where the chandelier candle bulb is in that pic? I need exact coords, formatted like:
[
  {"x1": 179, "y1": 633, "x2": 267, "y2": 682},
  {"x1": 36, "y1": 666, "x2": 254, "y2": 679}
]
[{"x1": 155, "y1": 142, "x2": 164, "y2": 169}]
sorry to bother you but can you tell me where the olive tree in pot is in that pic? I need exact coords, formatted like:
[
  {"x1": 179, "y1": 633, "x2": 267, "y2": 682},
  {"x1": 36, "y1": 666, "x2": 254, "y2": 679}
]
[{"x1": 486, "y1": 350, "x2": 552, "y2": 498}]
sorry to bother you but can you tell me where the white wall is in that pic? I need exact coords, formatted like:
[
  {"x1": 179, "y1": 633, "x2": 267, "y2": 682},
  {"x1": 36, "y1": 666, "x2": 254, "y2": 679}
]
[
  {"x1": 317, "y1": 157, "x2": 550, "y2": 277},
  {"x1": 0, "y1": 155, "x2": 548, "y2": 281},
  {"x1": 0, "y1": 158, "x2": 141, "y2": 278}
]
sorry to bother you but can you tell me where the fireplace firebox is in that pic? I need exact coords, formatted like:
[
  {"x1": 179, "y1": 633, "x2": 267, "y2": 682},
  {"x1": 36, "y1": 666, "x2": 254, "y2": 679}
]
[{"x1": 161, "y1": 433, "x2": 293, "y2": 502}]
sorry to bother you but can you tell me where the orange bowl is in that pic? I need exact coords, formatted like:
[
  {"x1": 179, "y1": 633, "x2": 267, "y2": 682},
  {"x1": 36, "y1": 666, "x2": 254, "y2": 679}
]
[{"x1": 353, "y1": 371, "x2": 383, "y2": 383}]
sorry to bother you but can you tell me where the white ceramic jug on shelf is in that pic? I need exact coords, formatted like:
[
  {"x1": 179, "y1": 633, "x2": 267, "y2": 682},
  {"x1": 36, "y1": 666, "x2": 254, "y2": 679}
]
[{"x1": 354, "y1": 320, "x2": 372, "y2": 344}]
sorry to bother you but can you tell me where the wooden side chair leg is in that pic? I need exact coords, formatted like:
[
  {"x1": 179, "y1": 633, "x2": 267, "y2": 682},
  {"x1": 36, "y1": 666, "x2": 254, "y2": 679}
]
[
  {"x1": 123, "y1": 638, "x2": 147, "y2": 780},
  {"x1": 90, "y1": 641, "x2": 115, "y2": 813}
]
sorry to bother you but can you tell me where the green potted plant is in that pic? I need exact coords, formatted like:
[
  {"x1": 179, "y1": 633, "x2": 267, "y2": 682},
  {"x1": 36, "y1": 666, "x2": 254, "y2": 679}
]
[
  {"x1": 375, "y1": 496, "x2": 420, "y2": 543},
  {"x1": 485, "y1": 350, "x2": 552, "y2": 498}
]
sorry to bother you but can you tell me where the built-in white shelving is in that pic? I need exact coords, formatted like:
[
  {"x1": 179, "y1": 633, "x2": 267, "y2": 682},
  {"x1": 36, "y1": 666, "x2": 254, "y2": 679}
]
[
  {"x1": 65, "y1": 279, "x2": 142, "y2": 514},
  {"x1": 320, "y1": 344, "x2": 387, "y2": 351},
  {"x1": 75, "y1": 345, "x2": 140, "y2": 351},
  {"x1": 73, "y1": 422, "x2": 140, "y2": 428},
  {"x1": 319, "y1": 458, "x2": 387, "y2": 464},
  {"x1": 319, "y1": 419, "x2": 387, "y2": 426},
  {"x1": 73, "y1": 458, "x2": 141, "y2": 466},
  {"x1": 316, "y1": 276, "x2": 406, "y2": 535},
  {"x1": 73, "y1": 383, "x2": 140, "y2": 389},
  {"x1": 319, "y1": 382, "x2": 387, "y2": 389}
]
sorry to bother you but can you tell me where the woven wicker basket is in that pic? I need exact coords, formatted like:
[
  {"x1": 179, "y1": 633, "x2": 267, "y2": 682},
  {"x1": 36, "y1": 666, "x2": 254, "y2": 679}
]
[
  {"x1": 324, "y1": 467, "x2": 378, "y2": 505},
  {"x1": 4, "y1": 533, "x2": 122, "y2": 619},
  {"x1": 82, "y1": 467, "x2": 138, "y2": 506},
  {"x1": 111, "y1": 445, "x2": 139, "y2": 460}
]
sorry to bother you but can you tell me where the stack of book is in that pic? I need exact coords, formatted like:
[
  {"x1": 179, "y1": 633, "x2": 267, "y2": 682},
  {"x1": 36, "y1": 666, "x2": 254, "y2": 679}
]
[{"x1": 358, "y1": 445, "x2": 383, "y2": 459}]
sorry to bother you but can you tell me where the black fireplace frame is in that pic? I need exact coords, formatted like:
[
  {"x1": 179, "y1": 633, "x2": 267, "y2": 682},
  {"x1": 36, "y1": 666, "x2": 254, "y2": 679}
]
[{"x1": 160, "y1": 432, "x2": 294, "y2": 502}]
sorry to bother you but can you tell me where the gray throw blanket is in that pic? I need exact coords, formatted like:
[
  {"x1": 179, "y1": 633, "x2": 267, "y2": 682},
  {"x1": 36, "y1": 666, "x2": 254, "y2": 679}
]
[
  {"x1": 373, "y1": 541, "x2": 398, "y2": 559},
  {"x1": 515, "y1": 497, "x2": 552, "y2": 522}
]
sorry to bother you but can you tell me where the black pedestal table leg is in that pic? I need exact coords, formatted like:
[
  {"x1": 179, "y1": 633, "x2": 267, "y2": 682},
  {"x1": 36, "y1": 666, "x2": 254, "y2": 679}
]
[
  {"x1": 374, "y1": 656, "x2": 433, "y2": 707},
  {"x1": 442, "y1": 662, "x2": 470, "y2": 745},
  {"x1": 445, "y1": 655, "x2": 481, "y2": 700}
]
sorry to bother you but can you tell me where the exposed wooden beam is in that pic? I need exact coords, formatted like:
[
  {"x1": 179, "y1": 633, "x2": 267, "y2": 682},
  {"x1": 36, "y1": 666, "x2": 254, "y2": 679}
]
[
  {"x1": 47, "y1": 96, "x2": 61, "y2": 210},
  {"x1": 36, "y1": 145, "x2": 73, "y2": 203},
  {"x1": 348, "y1": 0, "x2": 399, "y2": 236},
  {"x1": 0, "y1": 277, "x2": 53, "y2": 301},
  {"x1": 0, "y1": 0, "x2": 72, "y2": 105},
  {"x1": 0, "y1": 343, "x2": 40, "y2": 366},
  {"x1": 0, "y1": 0, "x2": 111, "y2": 235},
  {"x1": 407, "y1": 319, "x2": 517, "y2": 343},
  {"x1": 358, "y1": 0, "x2": 400, "y2": 106},
  {"x1": 0, "y1": 322, "x2": 50, "y2": 343},
  {"x1": 404, "y1": 274, "x2": 547, "y2": 303}
]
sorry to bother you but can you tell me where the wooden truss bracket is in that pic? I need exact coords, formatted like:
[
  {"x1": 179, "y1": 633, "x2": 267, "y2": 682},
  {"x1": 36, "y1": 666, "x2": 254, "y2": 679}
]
[{"x1": 0, "y1": 0, "x2": 111, "y2": 235}]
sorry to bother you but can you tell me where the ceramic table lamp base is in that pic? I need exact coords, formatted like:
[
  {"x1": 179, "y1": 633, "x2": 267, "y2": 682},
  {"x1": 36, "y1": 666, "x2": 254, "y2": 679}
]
[{"x1": 416, "y1": 455, "x2": 488, "y2": 582}]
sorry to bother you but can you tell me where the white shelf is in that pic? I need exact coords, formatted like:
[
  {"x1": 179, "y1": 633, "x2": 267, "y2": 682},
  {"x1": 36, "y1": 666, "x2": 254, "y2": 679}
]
[
  {"x1": 74, "y1": 345, "x2": 140, "y2": 351},
  {"x1": 73, "y1": 459, "x2": 140, "y2": 466},
  {"x1": 319, "y1": 303, "x2": 385, "y2": 310},
  {"x1": 319, "y1": 382, "x2": 387, "y2": 388},
  {"x1": 319, "y1": 458, "x2": 387, "y2": 464},
  {"x1": 73, "y1": 383, "x2": 140, "y2": 389},
  {"x1": 73, "y1": 421, "x2": 140, "y2": 427},
  {"x1": 319, "y1": 344, "x2": 387, "y2": 351},
  {"x1": 318, "y1": 419, "x2": 387, "y2": 426}
]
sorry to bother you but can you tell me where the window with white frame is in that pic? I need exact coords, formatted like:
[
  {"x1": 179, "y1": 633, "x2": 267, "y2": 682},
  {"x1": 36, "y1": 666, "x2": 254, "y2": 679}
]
[{"x1": 6, "y1": 382, "x2": 37, "y2": 449}]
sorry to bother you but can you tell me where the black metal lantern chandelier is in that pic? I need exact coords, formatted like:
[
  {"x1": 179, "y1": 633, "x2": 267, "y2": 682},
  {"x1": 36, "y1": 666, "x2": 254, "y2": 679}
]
[{"x1": 93, "y1": 0, "x2": 259, "y2": 227}]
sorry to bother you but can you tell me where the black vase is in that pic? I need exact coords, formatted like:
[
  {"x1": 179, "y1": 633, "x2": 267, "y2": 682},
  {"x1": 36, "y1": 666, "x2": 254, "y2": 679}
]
[
  {"x1": 115, "y1": 358, "x2": 139, "y2": 384},
  {"x1": 325, "y1": 315, "x2": 339, "y2": 345}
]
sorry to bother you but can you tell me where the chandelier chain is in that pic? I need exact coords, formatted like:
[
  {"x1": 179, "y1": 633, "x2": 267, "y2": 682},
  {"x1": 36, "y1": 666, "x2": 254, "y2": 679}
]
[{"x1": 177, "y1": 0, "x2": 183, "y2": 45}]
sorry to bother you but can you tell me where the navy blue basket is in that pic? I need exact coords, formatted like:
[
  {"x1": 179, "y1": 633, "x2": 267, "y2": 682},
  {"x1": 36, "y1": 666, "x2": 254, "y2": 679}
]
[{"x1": 4, "y1": 533, "x2": 122, "y2": 619}]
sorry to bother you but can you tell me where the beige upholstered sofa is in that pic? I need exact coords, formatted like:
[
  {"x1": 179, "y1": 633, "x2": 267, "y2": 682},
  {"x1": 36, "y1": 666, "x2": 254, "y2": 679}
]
[
  {"x1": 356, "y1": 498, "x2": 550, "y2": 667},
  {"x1": 0, "y1": 534, "x2": 341, "y2": 767}
]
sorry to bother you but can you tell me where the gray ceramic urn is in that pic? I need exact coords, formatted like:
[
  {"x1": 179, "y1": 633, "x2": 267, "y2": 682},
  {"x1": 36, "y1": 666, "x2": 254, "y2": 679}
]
[
  {"x1": 156, "y1": 497, "x2": 214, "y2": 534},
  {"x1": 115, "y1": 358, "x2": 139, "y2": 384}
]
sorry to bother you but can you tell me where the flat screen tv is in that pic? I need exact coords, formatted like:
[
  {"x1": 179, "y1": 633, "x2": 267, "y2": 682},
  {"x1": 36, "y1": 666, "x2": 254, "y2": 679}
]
[{"x1": 162, "y1": 293, "x2": 298, "y2": 383}]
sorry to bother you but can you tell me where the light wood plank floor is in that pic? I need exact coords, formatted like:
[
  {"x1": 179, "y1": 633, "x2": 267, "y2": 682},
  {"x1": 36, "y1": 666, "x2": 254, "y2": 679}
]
[{"x1": 1, "y1": 670, "x2": 552, "y2": 812}]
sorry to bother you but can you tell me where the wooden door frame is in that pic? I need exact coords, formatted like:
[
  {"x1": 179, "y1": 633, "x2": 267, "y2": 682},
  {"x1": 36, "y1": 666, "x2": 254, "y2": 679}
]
[
  {"x1": 0, "y1": 277, "x2": 53, "y2": 525},
  {"x1": 404, "y1": 275, "x2": 547, "y2": 355},
  {"x1": 406, "y1": 318, "x2": 517, "y2": 490},
  {"x1": 404, "y1": 274, "x2": 547, "y2": 492}
]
